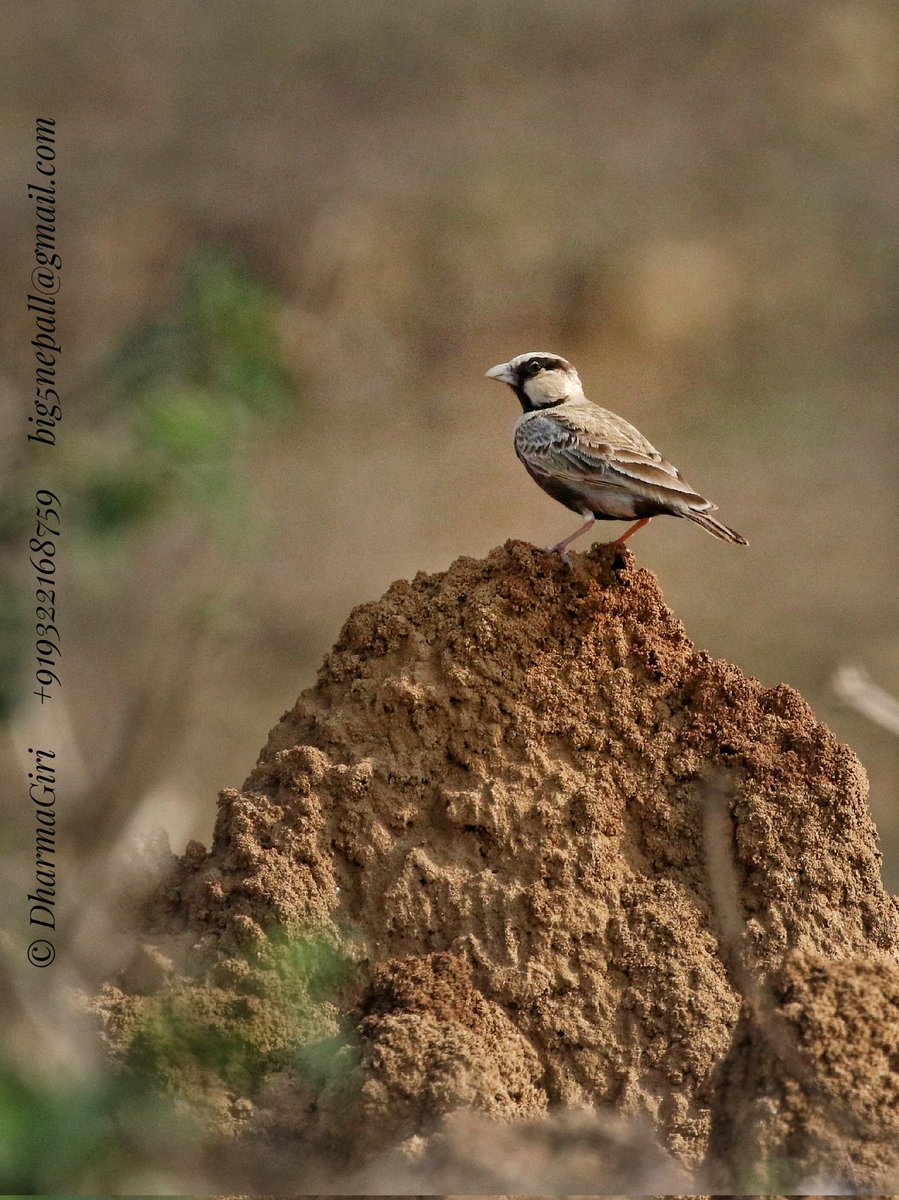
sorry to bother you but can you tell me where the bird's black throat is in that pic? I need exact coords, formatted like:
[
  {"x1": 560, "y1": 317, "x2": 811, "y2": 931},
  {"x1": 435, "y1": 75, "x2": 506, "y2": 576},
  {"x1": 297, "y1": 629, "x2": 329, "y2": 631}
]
[{"x1": 515, "y1": 388, "x2": 570, "y2": 413}]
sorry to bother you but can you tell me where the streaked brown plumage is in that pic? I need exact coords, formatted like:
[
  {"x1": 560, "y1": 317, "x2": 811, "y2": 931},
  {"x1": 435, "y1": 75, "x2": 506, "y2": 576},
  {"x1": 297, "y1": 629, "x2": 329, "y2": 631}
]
[{"x1": 486, "y1": 351, "x2": 747, "y2": 556}]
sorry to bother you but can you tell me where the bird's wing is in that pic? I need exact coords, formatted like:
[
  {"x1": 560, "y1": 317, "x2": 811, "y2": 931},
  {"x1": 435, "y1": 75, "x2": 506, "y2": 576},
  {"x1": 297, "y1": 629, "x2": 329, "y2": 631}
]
[{"x1": 515, "y1": 410, "x2": 713, "y2": 508}]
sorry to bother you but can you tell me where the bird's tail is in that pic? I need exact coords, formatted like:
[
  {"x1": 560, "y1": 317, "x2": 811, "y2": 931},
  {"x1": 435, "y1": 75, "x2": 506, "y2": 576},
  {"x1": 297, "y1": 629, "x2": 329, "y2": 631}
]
[{"x1": 687, "y1": 510, "x2": 748, "y2": 545}]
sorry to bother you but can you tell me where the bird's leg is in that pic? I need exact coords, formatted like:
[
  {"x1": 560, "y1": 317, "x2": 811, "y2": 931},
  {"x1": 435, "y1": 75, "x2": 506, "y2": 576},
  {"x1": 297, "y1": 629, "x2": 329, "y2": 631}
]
[
  {"x1": 610, "y1": 517, "x2": 651, "y2": 545},
  {"x1": 545, "y1": 514, "x2": 595, "y2": 559}
]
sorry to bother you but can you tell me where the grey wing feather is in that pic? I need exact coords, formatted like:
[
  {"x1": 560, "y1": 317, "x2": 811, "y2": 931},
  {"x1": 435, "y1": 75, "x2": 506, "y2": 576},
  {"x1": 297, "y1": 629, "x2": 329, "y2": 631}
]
[{"x1": 515, "y1": 410, "x2": 713, "y2": 511}]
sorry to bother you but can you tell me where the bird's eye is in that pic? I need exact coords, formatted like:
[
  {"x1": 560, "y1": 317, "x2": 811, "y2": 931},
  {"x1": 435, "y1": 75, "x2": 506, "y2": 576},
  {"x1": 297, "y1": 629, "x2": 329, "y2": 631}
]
[{"x1": 527, "y1": 360, "x2": 544, "y2": 375}]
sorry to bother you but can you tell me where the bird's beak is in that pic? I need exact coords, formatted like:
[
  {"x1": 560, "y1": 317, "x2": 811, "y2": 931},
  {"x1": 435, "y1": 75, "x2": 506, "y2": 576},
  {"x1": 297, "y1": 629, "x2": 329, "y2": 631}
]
[{"x1": 485, "y1": 361, "x2": 515, "y2": 385}]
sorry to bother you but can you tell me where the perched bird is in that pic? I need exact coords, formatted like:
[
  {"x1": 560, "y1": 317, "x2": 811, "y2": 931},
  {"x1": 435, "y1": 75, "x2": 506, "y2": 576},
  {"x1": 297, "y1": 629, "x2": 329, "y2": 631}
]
[{"x1": 485, "y1": 351, "x2": 747, "y2": 557}]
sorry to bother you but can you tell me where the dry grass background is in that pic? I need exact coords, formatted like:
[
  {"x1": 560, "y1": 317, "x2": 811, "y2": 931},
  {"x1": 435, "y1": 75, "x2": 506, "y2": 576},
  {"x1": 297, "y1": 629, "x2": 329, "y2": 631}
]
[{"x1": 1, "y1": 0, "x2": 897, "y2": 906}]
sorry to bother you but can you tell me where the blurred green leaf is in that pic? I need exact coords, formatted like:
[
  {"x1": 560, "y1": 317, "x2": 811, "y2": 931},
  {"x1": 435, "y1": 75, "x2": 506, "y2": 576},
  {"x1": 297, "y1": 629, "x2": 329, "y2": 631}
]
[
  {"x1": 99, "y1": 315, "x2": 189, "y2": 398},
  {"x1": 120, "y1": 933, "x2": 360, "y2": 1107},
  {"x1": 267, "y1": 931, "x2": 357, "y2": 1002},
  {"x1": 0, "y1": 1060, "x2": 186, "y2": 1193},
  {"x1": 137, "y1": 384, "x2": 236, "y2": 463},
  {"x1": 184, "y1": 249, "x2": 291, "y2": 416},
  {"x1": 0, "y1": 578, "x2": 28, "y2": 720},
  {"x1": 127, "y1": 987, "x2": 275, "y2": 1093},
  {"x1": 81, "y1": 473, "x2": 162, "y2": 537},
  {"x1": 76, "y1": 247, "x2": 294, "y2": 547}
]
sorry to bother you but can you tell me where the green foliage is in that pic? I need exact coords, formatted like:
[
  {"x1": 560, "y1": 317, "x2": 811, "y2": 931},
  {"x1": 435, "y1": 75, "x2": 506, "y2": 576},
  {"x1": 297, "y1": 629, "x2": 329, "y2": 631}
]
[
  {"x1": 265, "y1": 927, "x2": 358, "y2": 1002},
  {"x1": 0, "y1": 1059, "x2": 184, "y2": 1193},
  {"x1": 79, "y1": 247, "x2": 294, "y2": 541},
  {"x1": 0, "y1": 577, "x2": 28, "y2": 721},
  {"x1": 138, "y1": 385, "x2": 232, "y2": 463},
  {"x1": 126, "y1": 985, "x2": 287, "y2": 1095},
  {"x1": 0, "y1": 934, "x2": 362, "y2": 1189},
  {"x1": 80, "y1": 472, "x2": 163, "y2": 537},
  {"x1": 184, "y1": 249, "x2": 289, "y2": 417},
  {"x1": 122, "y1": 933, "x2": 360, "y2": 1104},
  {"x1": 1, "y1": 248, "x2": 296, "y2": 716}
]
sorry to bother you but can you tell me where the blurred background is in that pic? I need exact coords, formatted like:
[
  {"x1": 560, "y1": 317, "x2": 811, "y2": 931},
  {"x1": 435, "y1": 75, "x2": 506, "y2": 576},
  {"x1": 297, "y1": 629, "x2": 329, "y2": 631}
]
[{"x1": 0, "y1": 0, "x2": 897, "y2": 1185}]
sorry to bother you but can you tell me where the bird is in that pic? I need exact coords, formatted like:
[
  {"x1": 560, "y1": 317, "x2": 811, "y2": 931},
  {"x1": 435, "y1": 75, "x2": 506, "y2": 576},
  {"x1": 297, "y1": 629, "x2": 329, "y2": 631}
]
[{"x1": 485, "y1": 352, "x2": 747, "y2": 557}]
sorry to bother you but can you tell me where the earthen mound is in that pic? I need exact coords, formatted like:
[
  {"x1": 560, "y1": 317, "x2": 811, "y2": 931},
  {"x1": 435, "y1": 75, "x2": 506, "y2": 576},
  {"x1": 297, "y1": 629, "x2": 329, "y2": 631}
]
[
  {"x1": 110, "y1": 541, "x2": 899, "y2": 1181},
  {"x1": 708, "y1": 948, "x2": 899, "y2": 1192}
]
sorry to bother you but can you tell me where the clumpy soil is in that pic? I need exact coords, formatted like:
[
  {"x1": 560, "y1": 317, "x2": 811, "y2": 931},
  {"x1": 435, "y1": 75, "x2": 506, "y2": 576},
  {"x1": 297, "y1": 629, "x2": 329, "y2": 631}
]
[
  {"x1": 708, "y1": 948, "x2": 899, "y2": 1191},
  {"x1": 100, "y1": 541, "x2": 899, "y2": 1189}
]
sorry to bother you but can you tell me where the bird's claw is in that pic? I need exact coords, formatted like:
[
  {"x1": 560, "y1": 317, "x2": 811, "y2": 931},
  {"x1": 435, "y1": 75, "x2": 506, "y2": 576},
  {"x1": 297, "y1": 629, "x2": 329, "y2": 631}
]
[{"x1": 544, "y1": 544, "x2": 572, "y2": 565}]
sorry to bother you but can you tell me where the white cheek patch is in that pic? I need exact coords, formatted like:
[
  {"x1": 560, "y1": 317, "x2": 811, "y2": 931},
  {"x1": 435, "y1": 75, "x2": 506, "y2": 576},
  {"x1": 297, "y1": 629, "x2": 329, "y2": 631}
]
[{"x1": 524, "y1": 370, "x2": 571, "y2": 406}]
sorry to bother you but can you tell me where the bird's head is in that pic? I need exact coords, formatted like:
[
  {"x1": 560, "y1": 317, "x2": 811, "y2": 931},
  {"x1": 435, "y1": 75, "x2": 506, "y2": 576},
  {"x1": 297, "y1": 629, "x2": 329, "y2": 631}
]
[{"x1": 485, "y1": 352, "x2": 583, "y2": 411}]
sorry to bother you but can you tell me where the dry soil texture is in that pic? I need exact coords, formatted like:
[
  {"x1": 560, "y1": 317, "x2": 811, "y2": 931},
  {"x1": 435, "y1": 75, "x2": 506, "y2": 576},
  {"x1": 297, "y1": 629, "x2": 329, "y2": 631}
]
[{"x1": 107, "y1": 542, "x2": 899, "y2": 1189}]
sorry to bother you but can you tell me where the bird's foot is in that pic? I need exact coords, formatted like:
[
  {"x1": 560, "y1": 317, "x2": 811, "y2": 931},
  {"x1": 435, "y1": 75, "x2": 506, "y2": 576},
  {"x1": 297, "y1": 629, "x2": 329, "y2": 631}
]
[{"x1": 543, "y1": 543, "x2": 572, "y2": 565}]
